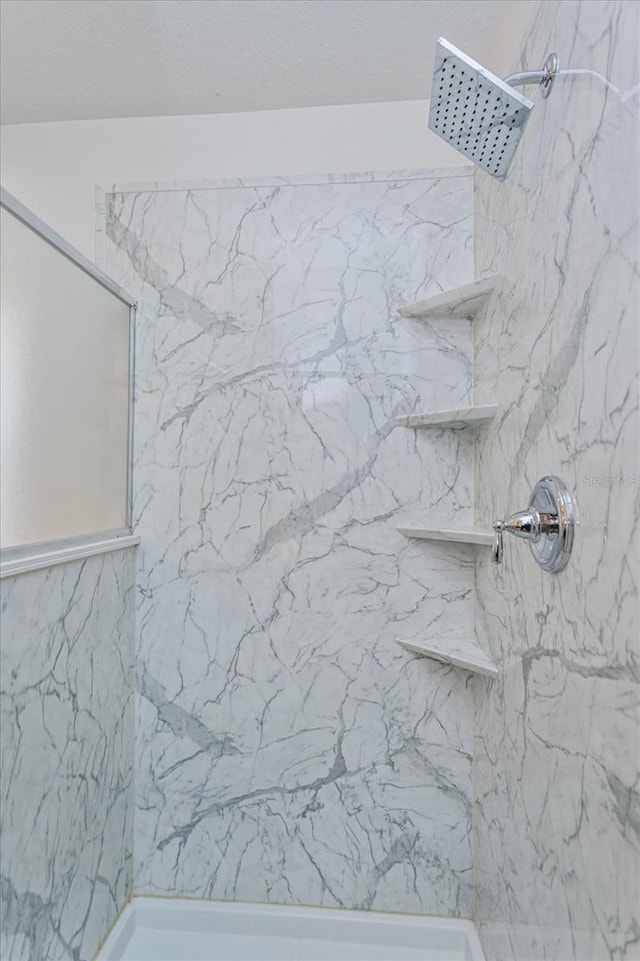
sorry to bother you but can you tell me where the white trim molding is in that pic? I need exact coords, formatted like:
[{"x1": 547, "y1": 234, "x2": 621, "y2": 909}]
[{"x1": 0, "y1": 534, "x2": 140, "y2": 578}]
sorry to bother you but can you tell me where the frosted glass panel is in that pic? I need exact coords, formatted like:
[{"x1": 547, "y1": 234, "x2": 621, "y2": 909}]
[{"x1": 1, "y1": 206, "x2": 131, "y2": 549}]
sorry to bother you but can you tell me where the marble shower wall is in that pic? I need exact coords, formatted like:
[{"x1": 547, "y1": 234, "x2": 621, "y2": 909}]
[
  {"x1": 102, "y1": 169, "x2": 478, "y2": 915},
  {"x1": 0, "y1": 548, "x2": 136, "y2": 961},
  {"x1": 473, "y1": 2, "x2": 639, "y2": 958}
]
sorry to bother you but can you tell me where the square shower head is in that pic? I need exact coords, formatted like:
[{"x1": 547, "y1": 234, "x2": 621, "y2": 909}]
[{"x1": 429, "y1": 38, "x2": 535, "y2": 180}]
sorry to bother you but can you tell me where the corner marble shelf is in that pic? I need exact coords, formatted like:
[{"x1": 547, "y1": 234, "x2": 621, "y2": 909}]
[
  {"x1": 396, "y1": 404, "x2": 499, "y2": 430},
  {"x1": 396, "y1": 636, "x2": 498, "y2": 678},
  {"x1": 396, "y1": 523, "x2": 492, "y2": 546},
  {"x1": 400, "y1": 275, "x2": 502, "y2": 321}
]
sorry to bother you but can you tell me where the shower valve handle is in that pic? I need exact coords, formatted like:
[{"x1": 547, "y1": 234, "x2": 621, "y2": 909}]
[
  {"x1": 492, "y1": 521, "x2": 504, "y2": 565},
  {"x1": 491, "y1": 477, "x2": 575, "y2": 574},
  {"x1": 492, "y1": 510, "x2": 558, "y2": 564}
]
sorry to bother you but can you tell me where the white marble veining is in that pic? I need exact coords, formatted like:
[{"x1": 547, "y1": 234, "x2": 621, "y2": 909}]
[
  {"x1": 0, "y1": 548, "x2": 136, "y2": 961},
  {"x1": 399, "y1": 276, "x2": 501, "y2": 321},
  {"x1": 473, "y1": 2, "x2": 640, "y2": 958},
  {"x1": 396, "y1": 638, "x2": 498, "y2": 679},
  {"x1": 102, "y1": 170, "x2": 478, "y2": 915}
]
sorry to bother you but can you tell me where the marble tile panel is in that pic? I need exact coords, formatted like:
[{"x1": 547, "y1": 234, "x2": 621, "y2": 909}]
[
  {"x1": 473, "y1": 2, "x2": 640, "y2": 957},
  {"x1": 0, "y1": 549, "x2": 136, "y2": 961},
  {"x1": 103, "y1": 170, "x2": 479, "y2": 914}
]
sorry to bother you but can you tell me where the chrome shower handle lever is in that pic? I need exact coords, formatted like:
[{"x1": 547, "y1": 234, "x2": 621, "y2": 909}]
[
  {"x1": 491, "y1": 509, "x2": 559, "y2": 563},
  {"x1": 492, "y1": 511, "x2": 534, "y2": 564},
  {"x1": 492, "y1": 508, "x2": 559, "y2": 554},
  {"x1": 491, "y1": 477, "x2": 575, "y2": 574},
  {"x1": 492, "y1": 520, "x2": 504, "y2": 564}
]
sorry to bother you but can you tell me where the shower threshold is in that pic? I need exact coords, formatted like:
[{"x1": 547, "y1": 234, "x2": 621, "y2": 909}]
[{"x1": 97, "y1": 897, "x2": 485, "y2": 961}]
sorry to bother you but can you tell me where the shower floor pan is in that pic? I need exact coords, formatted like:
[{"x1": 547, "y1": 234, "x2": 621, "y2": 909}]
[{"x1": 97, "y1": 897, "x2": 486, "y2": 961}]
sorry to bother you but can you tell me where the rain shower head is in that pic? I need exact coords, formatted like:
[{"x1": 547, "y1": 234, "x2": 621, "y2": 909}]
[{"x1": 428, "y1": 38, "x2": 557, "y2": 180}]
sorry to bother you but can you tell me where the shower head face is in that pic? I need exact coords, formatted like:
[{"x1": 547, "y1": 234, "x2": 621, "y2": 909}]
[{"x1": 429, "y1": 38, "x2": 535, "y2": 179}]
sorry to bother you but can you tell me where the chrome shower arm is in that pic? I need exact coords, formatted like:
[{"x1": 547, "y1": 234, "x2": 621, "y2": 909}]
[
  {"x1": 504, "y1": 69, "x2": 548, "y2": 86},
  {"x1": 505, "y1": 53, "x2": 559, "y2": 99}
]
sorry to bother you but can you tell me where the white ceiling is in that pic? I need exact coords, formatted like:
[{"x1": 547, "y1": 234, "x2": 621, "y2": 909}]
[{"x1": 1, "y1": 0, "x2": 507, "y2": 125}]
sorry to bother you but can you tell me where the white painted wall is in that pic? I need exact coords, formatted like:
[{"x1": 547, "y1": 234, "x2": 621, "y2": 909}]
[{"x1": 1, "y1": 100, "x2": 466, "y2": 260}]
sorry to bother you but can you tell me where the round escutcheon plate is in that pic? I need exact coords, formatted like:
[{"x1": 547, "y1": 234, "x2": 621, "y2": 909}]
[{"x1": 528, "y1": 475, "x2": 575, "y2": 573}]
